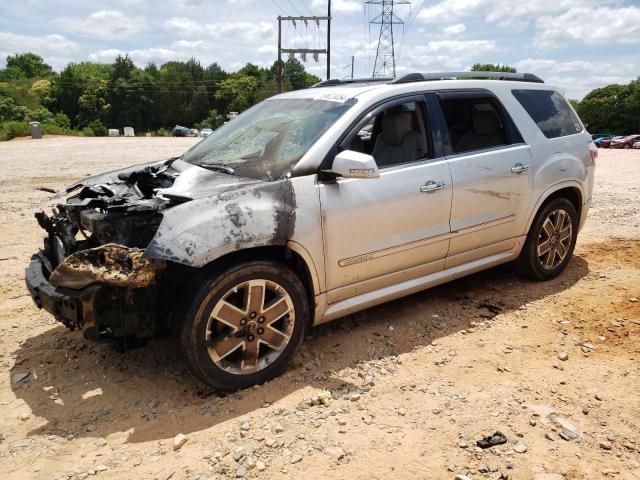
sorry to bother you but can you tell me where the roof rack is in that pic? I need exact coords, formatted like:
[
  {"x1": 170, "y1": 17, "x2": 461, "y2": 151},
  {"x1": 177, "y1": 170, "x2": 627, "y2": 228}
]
[
  {"x1": 392, "y1": 71, "x2": 544, "y2": 84},
  {"x1": 312, "y1": 77, "x2": 393, "y2": 88}
]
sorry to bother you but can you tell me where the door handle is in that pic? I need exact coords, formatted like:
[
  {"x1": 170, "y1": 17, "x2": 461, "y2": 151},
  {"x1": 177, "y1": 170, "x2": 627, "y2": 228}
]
[
  {"x1": 420, "y1": 180, "x2": 446, "y2": 193},
  {"x1": 511, "y1": 163, "x2": 530, "y2": 174}
]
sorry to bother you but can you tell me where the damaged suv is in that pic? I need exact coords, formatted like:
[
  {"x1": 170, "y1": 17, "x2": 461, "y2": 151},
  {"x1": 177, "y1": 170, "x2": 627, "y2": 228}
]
[{"x1": 27, "y1": 72, "x2": 596, "y2": 390}]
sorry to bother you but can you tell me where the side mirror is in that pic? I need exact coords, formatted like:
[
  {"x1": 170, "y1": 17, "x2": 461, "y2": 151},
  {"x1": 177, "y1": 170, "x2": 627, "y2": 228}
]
[{"x1": 325, "y1": 149, "x2": 380, "y2": 179}]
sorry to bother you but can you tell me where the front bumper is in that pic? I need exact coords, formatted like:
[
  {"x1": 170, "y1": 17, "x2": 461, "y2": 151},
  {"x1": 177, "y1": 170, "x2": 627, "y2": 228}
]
[{"x1": 26, "y1": 252, "x2": 101, "y2": 333}]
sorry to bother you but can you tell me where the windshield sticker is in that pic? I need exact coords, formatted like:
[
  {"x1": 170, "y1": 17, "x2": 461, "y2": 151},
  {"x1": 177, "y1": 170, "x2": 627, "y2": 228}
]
[{"x1": 313, "y1": 92, "x2": 350, "y2": 103}]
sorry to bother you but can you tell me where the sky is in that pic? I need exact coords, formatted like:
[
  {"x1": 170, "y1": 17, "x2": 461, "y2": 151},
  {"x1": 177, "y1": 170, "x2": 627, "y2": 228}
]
[{"x1": 0, "y1": 0, "x2": 639, "y2": 99}]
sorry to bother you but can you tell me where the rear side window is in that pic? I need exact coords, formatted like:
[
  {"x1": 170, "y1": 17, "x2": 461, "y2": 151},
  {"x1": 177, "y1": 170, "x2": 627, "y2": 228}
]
[
  {"x1": 512, "y1": 89, "x2": 582, "y2": 138},
  {"x1": 438, "y1": 95, "x2": 515, "y2": 154}
]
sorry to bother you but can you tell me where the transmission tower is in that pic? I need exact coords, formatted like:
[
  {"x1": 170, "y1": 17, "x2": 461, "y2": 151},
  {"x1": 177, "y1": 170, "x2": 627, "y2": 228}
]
[{"x1": 367, "y1": 0, "x2": 410, "y2": 78}]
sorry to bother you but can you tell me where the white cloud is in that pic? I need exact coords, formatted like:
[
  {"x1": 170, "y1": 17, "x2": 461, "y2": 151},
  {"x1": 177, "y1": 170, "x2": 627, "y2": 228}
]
[
  {"x1": 415, "y1": 39, "x2": 497, "y2": 57},
  {"x1": 258, "y1": 45, "x2": 278, "y2": 55},
  {"x1": 514, "y1": 57, "x2": 638, "y2": 99},
  {"x1": 54, "y1": 10, "x2": 148, "y2": 39},
  {"x1": 89, "y1": 48, "x2": 186, "y2": 64},
  {"x1": 311, "y1": 0, "x2": 361, "y2": 14},
  {"x1": 397, "y1": 40, "x2": 498, "y2": 75},
  {"x1": 171, "y1": 40, "x2": 207, "y2": 49},
  {"x1": 442, "y1": 23, "x2": 466, "y2": 36},
  {"x1": 164, "y1": 17, "x2": 274, "y2": 42},
  {"x1": 535, "y1": 6, "x2": 640, "y2": 48},
  {"x1": 0, "y1": 32, "x2": 78, "y2": 70},
  {"x1": 417, "y1": 0, "x2": 614, "y2": 28},
  {"x1": 163, "y1": 17, "x2": 205, "y2": 35}
]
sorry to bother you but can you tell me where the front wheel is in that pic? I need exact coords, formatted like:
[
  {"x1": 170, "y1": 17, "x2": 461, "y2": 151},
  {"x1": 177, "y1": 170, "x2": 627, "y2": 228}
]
[
  {"x1": 179, "y1": 261, "x2": 309, "y2": 391},
  {"x1": 517, "y1": 198, "x2": 578, "y2": 281}
]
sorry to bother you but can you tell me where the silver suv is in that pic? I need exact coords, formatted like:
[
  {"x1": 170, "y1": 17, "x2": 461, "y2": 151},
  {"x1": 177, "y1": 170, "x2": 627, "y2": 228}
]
[{"x1": 26, "y1": 71, "x2": 596, "y2": 390}]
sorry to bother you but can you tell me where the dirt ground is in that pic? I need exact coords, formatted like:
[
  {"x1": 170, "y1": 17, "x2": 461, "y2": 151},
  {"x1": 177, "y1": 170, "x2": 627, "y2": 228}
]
[{"x1": 0, "y1": 137, "x2": 638, "y2": 480}]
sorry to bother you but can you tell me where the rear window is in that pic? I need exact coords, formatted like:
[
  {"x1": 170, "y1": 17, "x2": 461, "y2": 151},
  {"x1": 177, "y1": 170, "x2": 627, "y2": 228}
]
[{"x1": 512, "y1": 89, "x2": 582, "y2": 139}]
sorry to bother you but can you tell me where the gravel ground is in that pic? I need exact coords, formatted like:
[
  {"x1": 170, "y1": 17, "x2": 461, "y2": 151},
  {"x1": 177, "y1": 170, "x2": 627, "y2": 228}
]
[{"x1": 0, "y1": 137, "x2": 638, "y2": 480}]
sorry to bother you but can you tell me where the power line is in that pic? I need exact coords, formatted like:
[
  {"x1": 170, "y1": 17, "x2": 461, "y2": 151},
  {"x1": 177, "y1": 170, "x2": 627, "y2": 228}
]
[
  {"x1": 286, "y1": 0, "x2": 302, "y2": 15},
  {"x1": 299, "y1": 0, "x2": 314, "y2": 16},
  {"x1": 272, "y1": 0, "x2": 287, "y2": 15}
]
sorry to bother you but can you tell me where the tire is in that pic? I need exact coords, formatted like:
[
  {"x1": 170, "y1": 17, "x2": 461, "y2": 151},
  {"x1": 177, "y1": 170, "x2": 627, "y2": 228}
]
[
  {"x1": 623, "y1": 144, "x2": 630, "y2": 149},
  {"x1": 517, "y1": 197, "x2": 578, "y2": 281},
  {"x1": 178, "y1": 261, "x2": 309, "y2": 391}
]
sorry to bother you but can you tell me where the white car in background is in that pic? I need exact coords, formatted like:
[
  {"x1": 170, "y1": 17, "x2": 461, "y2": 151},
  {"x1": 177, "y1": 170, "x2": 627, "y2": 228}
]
[
  {"x1": 632, "y1": 141, "x2": 640, "y2": 149},
  {"x1": 200, "y1": 128, "x2": 213, "y2": 137}
]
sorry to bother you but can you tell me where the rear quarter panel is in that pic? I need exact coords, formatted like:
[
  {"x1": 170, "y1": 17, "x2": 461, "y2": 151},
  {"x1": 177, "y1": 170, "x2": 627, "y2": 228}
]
[{"x1": 493, "y1": 86, "x2": 593, "y2": 234}]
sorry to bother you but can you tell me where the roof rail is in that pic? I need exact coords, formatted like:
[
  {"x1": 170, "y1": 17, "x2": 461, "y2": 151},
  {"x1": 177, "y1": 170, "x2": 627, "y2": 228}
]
[
  {"x1": 392, "y1": 71, "x2": 544, "y2": 84},
  {"x1": 312, "y1": 77, "x2": 393, "y2": 88}
]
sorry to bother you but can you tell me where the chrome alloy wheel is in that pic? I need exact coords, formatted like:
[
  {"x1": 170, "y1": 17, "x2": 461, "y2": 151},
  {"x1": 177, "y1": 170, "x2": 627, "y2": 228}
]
[
  {"x1": 206, "y1": 279, "x2": 295, "y2": 375},
  {"x1": 537, "y1": 209, "x2": 573, "y2": 270}
]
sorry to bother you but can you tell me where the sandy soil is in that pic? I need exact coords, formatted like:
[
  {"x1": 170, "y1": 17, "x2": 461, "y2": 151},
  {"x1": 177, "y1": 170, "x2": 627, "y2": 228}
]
[{"x1": 0, "y1": 137, "x2": 638, "y2": 480}]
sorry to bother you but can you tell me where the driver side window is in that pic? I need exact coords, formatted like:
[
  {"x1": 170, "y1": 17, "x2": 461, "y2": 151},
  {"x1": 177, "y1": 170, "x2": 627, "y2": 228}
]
[{"x1": 347, "y1": 100, "x2": 432, "y2": 168}]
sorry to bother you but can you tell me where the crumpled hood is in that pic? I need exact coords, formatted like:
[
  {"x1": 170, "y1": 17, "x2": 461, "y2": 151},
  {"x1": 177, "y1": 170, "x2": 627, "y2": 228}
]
[{"x1": 66, "y1": 159, "x2": 262, "y2": 212}]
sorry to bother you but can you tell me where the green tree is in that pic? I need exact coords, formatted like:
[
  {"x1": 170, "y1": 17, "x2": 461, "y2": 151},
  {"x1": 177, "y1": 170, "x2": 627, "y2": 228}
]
[
  {"x1": 2, "y1": 53, "x2": 53, "y2": 79},
  {"x1": 470, "y1": 63, "x2": 517, "y2": 73},
  {"x1": 215, "y1": 74, "x2": 258, "y2": 112},
  {"x1": 195, "y1": 109, "x2": 225, "y2": 130},
  {"x1": 575, "y1": 79, "x2": 640, "y2": 134}
]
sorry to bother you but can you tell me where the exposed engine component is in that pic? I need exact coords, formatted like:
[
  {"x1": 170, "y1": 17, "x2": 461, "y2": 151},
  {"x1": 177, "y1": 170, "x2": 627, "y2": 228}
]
[{"x1": 49, "y1": 244, "x2": 164, "y2": 289}]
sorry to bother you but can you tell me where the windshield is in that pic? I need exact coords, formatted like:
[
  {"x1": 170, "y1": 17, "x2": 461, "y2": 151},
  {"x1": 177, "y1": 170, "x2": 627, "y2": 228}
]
[{"x1": 180, "y1": 97, "x2": 356, "y2": 180}]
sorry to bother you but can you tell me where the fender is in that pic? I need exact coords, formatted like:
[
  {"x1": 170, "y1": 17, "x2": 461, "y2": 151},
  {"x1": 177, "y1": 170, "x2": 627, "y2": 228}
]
[
  {"x1": 145, "y1": 179, "x2": 296, "y2": 267},
  {"x1": 287, "y1": 240, "x2": 323, "y2": 295},
  {"x1": 524, "y1": 180, "x2": 584, "y2": 234}
]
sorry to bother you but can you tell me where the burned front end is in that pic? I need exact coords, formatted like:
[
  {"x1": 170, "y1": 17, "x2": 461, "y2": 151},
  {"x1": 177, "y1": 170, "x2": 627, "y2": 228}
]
[
  {"x1": 25, "y1": 161, "x2": 180, "y2": 341},
  {"x1": 26, "y1": 155, "x2": 296, "y2": 343}
]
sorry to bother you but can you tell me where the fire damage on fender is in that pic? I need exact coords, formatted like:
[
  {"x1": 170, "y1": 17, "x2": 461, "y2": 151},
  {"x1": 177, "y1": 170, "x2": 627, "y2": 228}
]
[{"x1": 26, "y1": 158, "x2": 296, "y2": 344}]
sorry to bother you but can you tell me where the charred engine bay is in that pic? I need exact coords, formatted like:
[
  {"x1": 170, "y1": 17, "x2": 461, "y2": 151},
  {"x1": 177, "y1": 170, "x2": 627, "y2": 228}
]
[
  {"x1": 32, "y1": 161, "x2": 185, "y2": 340},
  {"x1": 37, "y1": 160, "x2": 180, "y2": 268}
]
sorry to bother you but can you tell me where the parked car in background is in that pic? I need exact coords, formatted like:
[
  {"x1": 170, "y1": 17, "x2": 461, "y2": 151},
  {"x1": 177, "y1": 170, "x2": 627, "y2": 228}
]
[
  {"x1": 171, "y1": 125, "x2": 189, "y2": 137},
  {"x1": 610, "y1": 134, "x2": 640, "y2": 149},
  {"x1": 591, "y1": 133, "x2": 613, "y2": 141},
  {"x1": 597, "y1": 135, "x2": 625, "y2": 148},
  {"x1": 200, "y1": 128, "x2": 213, "y2": 137},
  {"x1": 633, "y1": 141, "x2": 640, "y2": 149},
  {"x1": 187, "y1": 128, "x2": 199, "y2": 137},
  {"x1": 594, "y1": 135, "x2": 613, "y2": 148}
]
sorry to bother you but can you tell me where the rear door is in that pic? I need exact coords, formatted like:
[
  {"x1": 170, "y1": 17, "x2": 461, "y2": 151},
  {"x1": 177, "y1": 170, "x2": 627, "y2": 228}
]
[{"x1": 436, "y1": 91, "x2": 534, "y2": 267}]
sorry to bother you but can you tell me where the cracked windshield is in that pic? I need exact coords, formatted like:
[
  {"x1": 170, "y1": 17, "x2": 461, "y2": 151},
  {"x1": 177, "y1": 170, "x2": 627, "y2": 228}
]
[{"x1": 180, "y1": 97, "x2": 355, "y2": 180}]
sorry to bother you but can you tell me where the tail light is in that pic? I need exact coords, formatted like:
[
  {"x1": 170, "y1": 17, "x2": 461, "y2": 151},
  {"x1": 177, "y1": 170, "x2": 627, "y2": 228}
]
[{"x1": 589, "y1": 144, "x2": 598, "y2": 165}]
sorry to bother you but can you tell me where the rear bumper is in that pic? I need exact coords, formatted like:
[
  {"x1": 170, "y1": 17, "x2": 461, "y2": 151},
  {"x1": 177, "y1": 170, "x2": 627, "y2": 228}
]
[
  {"x1": 579, "y1": 198, "x2": 591, "y2": 232},
  {"x1": 26, "y1": 253, "x2": 101, "y2": 333}
]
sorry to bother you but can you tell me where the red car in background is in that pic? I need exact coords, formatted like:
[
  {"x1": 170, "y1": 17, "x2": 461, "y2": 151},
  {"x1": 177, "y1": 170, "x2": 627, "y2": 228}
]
[{"x1": 610, "y1": 134, "x2": 640, "y2": 149}]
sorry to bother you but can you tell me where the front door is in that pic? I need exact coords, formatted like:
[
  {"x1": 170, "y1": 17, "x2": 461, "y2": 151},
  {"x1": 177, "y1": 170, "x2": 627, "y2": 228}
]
[{"x1": 319, "y1": 98, "x2": 453, "y2": 304}]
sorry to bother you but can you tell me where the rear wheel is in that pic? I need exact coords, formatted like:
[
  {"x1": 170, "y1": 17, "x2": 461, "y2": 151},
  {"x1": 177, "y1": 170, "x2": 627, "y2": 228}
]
[
  {"x1": 517, "y1": 197, "x2": 578, "y2": 281},
  {"x1": 179, "y1": 261, "x2": 309, "y2": 391}
]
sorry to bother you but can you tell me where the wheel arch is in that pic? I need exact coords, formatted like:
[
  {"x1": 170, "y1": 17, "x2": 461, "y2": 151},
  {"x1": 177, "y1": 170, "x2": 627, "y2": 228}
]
[
  {"x1": 525, "y1": 182, "x2": 583, "y2": 235},
  {"x1": 177, "y1": 244, "x2": 318, "y2": 319}
]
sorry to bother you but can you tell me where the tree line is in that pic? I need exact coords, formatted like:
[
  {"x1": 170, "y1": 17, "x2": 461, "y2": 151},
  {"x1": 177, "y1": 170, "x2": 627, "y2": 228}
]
[
  {"x1": 1, "y1": 55, "x2": 638, "y2": 141},
  {"x1": 0, "y1": 52, "x2": 320, "y2": 140}
]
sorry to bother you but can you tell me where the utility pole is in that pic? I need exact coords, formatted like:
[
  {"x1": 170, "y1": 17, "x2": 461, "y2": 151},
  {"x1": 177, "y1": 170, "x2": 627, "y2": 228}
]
[
  {"x1": 366, "y1": 0, "x2": 410, "y2": 78},
  {"x1": 351, "y1": 55, "x2": 354, "y2": 79},
  {"x1": 276, "y1": 2, "x2": 332, "y2": 93},
  {"x1": 277, "y1": 16, "x2": 282, "y2": 94},
  {"x1": 327, "y1": 0, "x2": 331, "y2": 81}
]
